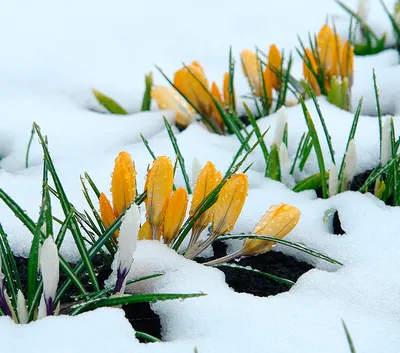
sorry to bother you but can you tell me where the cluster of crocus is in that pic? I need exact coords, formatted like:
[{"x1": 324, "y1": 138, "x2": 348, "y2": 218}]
[
  {"x1": 152, "y1": 62, "x2": 234, "y2": 134},
  {"x1": 302, "y1": 25, "x2": 354, "y2": 100},
  {"x1": 205, "y1": 203, "x2": 301, "y2": 265},
  {"x1": 241, "y1": 45, "x2": 282, "y2": 110},
  {"x1": 99, "y1": 152, "x2": 252, "y2": 258},
  {"x1": 100, "y1": 152, "x2": 137, "y2": 241}
]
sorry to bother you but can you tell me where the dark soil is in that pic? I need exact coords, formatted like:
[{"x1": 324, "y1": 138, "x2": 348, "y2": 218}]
[{"x1": 197, "y1": 241, "x2": 314, "y2": 297}]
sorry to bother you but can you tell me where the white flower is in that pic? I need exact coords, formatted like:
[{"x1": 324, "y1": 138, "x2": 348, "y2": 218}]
[
  {"x1": 17, "y1": 290, "x2": 28, "y2": 324},
  {"x1": 342, "y1": 139, "x2": 358, "y2": 191},
  {"x1": 357, "y1": 0, "x2": 369, "y2": 21},
  {"x1": 39, "y1": 237, "x2": 59, "y2": 306},
  {"x1": 115, "y1": 205, "x2": 140, "y2": 293},
  {"x1": 273, "y1": 106, "x2": 288, "y2": 147},
  {"x1": 381, "y1": 117, "x2": 393, "y2": 166},
  {"x1": 329, "y1": 163, "x2": 339, "y2": 197}
]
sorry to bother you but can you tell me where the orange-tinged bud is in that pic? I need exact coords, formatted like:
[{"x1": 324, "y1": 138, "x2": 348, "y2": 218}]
[
  {"x1": 99, "y1": 193, "x2": 119, "y2": 240},
  {"x1": 243, "y1": 204, "x2": 300, "y2": 255},
  {"x1": 341, "y1": 40, "x2": 354, "y2": 85},
  {"x1": 146, "y1": 156, "x2": 174, "y2": 239},
  {"x1": 262, "y1": 67, "x2": 274, "y2": 104},
  {"x1": 189, "y1": 162, "x2": 218, "y2": 245},
  {"x1": 303, "y1": 49, "x2": 321, "y2": 95},
  {"x1": 223, "y1": 72, "x2": 233, "y2": 107},
  {"x1": 163, "y1": 187, "x2": 188, "y2": 245},
  {"x1": 212, "y1": 174, "x2": 248, "y2": 235},
  {"x1": 111, "y1": 152, "x2": 137, "y2": 218},
  {"x1": 138, "y1": 220, "x2": 152, "y2": 240},
  {"x1": 241, "y1": 50, "x2": 262, "y2": 96},
  {"x1": 210, "y1": 82, "x2": 225, "y2": 131},
  {"x1": 151, "y1": 86, "x2": 194, "y2": 127},
  {"x1": 211, "y1": 82, "x2": 223, "y2": 104},
  {"x1": 268, "y1": 44, "x2": 282, "y2": 90},
  {"x1": 174, "y1": 62, "x2": 211, "y2": 116}
]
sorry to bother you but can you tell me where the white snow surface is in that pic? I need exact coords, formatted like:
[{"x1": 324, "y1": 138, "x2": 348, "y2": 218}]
[{"x1": 0, "y1": 0, "x2": 400, "y2": 352}]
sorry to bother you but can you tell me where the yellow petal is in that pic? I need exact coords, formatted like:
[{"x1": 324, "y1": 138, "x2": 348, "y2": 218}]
[
  {"x1": 174, "y1": 62, "x2": 211, "y2": 116},
  {"x1": 303, "y1": 49, "x2": 321, "y2": 95},
  {"x1": 268, "y1": 44, "x2": 282, "y2": 91},
  {"x1": 317, "y1": 25, "x2": 336, "y2": 76},
  {"x1": 243, "y1": 204, "x2": 300, "y2": 255},
  {"x1": 210, "y1": 82, "x2": 225, "y2": 131},
  {"x1": 190, "y1": 161, "x2": 218, "y2": 237},
  {"x1": 223, "y1": 72, "x2": 231, "y2": 107},
  {"x1": 241, "y1": 50, "x2": 262, "y2": 96},
  {"x1": 138, "y1": 220, "x2": 152, "y2": 240},
  {"x1": 151, "y1": 86, "x2": 194, "y2": 127},
  {"x1": 341, "y1": 40, "x2": 354, "y2": 84},
  {"x1": 262, "y1": 66, "x2": 273, "y2": 104},
  {"x1": 99, "y1": 193, "x2": 119, "y2": 240},
  {"x1": 163, "y1": 187, "x2": 188, "y2": 245},
  {"x1": 111, "y1": 152, "x2": 137, "y2": 218},
  {"x1": 212, "y1": 174, "x2": 248, "y2": 235},
  {"x1": 146, "y1": 156, "x2": 174, "y2": 238}
]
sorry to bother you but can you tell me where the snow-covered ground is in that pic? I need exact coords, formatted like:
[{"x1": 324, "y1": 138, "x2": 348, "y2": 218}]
[{"x1": 1, "y1": 0, "x2": 400, "y2": 352}]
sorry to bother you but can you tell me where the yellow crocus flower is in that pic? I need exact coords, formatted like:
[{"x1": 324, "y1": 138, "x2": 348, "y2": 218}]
[
  {"x1": 111, "y1": 152, "x2": 137, "y2": 218},
  {"x1": 145, "y1": 156, "x2": 174, "y2": 239},
  {"x1": 242, "y1": 203, "x2": 300, "y2": 255},
  {"x1": 163, "y1": 187, "x2": 188, "y2": 245}
]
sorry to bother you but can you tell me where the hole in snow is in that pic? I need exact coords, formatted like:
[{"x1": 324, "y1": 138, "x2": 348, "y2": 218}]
[{"x1": 198, "y1": 241, "x2": 314, "y2": 298}]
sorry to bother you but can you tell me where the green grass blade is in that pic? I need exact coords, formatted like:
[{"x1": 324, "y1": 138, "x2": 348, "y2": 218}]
[
  {"x1": 140, "y1": 133, "x2": 157, "y2": 160},
  {"x1": 141, "y1": 72, "x2": 153, "y2": 111},
  {"x1": 219, "y1": 234, "x2": 342, "y2": 265},
  {"x1": 83, "y1": 172, "x2": 101, "y2": 199},
  {"x1": 266, "y1": 144, "x2": 281, "y2": 181},
  {"x1": 213, "y1": 263, "x2": 294, "y2": 286},
  {"x1": 308, "y1": 85, "x2": 335, "y2": 164},
  {"x1": 34, "y1": 123, "x2": 100, "y2": 292},
  {"x1": 342, "y1": 320, "x2": 357, "y2": 353},
  {"x1": 135, "y1": 331, "x2": 161, "y2": 343},
  {"x1": 164, "y1": 117, "x2": 192, "y2": 194},
  {"x1": 70, "y1": 293, "x2": 205, "y2": 316},
  {"x1": 0, "y1": 223, "x2": 19, "y2": 307},
  {"x1": 300, "y1": 96, "x2": 328, "y2": 198},
  {"x1": 223, "y1": 129, "x2": 257, "y2": 179},
  {"x1": 290, "y1": 133, "x2": 306, "y2": 174},
  {"x1": 92, "y1": 89, "x2": 128, "y2": 115},
  {"x1": 337, "y1": 98, "x2": 363, "y2": 191},
  {"x1": 243, "y1": 102, "x2": 270, "y2": 165},
  {"x1": 25, "y1": 124, "x2": 35, "y2": 168},
  {"x1": 293, "y1": 172, "x2": 329, "y2": 192},
  {"x1": 358, "y1": 155, "x2": 400, "y2": 192}
]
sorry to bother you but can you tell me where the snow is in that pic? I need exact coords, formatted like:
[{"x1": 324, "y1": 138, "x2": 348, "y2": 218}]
[{"x1": 0, "y1": 0, "x2": 400, "y2": 352}]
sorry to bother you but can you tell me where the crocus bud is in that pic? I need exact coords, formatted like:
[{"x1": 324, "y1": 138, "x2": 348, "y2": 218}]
[
  {"x1": 243, "y1": 204, "x2": 300, "y2": 255},
  {"x1": 273, "y1": 107, "x2": 288, "y2": 147},
  {"x1": 40, "y1": 237, "x2": 59, "y2": 316},
  {"x1": 381, "y1": 117, "x2": 393, "y2": 166},
  {"x1": 329, "y1": 163, "x2": 339, "y2": 197},
  {"x1": 114, "y1": 205, "x2": 140, "y2": 294},
  {"x1": 111, "y1": 152, "x2": 137, "y2": 218},
  {"x1": 163, "y1": 188, "x2": 188, "y2": 245},
  {"x1": 241, "y1": 50, "x2": 262, "y2": 96},
  {"x1": 145, "y1": 156, "x2": 174, "y2": 239},
  {"x1": 341, "y1": 139, "x2": 358, "y2": 192},
  {"x1": 17, "y1": 290, "x2": 28, "y2": 324}
]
